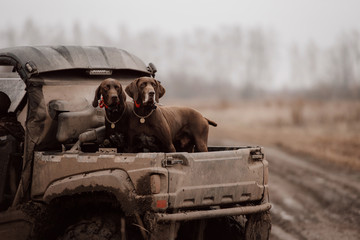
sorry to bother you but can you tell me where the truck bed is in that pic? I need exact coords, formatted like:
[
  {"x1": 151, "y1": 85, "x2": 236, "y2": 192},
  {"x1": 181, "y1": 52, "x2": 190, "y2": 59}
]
[{"x1": 32, "y1": 146, "x2": 268, "y2": 213}]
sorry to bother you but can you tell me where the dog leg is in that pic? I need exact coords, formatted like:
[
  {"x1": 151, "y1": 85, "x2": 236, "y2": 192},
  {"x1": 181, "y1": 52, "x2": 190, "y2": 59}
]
[
  {"x1": 166, "y1": 143, "x2": 176, "y2": 153},
  {"x1": 156, "y1": 127, "x2": 177, "y2": 152},
  {"x1": 128, "y1": 134, "x2": 137, "y2": 153},
  {"x1": 195, "y1": 142, "x2": 208, "y2": 152}
]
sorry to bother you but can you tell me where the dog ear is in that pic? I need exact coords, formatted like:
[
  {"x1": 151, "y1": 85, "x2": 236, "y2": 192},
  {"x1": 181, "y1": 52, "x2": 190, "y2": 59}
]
[
  {"x1": 116, "y1": 82, "x2": 127, "y2": 103},
  {"x1": 125, "y1": 79, "x2": 139, "y2": 101},
  {"x1": 155, "y1": 80, "x2": 165, "y2": 103},
  {"x1": 92, "y1": 85, "x2": 101, "y2": 107}
]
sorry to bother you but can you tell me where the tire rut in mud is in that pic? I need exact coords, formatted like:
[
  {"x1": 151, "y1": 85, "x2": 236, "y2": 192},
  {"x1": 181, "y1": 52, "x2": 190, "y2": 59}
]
[{"x1": 266, "y1": 147, "x2": 360, "y2": 240}]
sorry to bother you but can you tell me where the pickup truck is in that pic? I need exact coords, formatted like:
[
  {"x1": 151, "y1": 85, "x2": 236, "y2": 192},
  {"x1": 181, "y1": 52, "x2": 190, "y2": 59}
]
[{"x1": 0, "y1": 46, "x2": 271, "y2": 240}]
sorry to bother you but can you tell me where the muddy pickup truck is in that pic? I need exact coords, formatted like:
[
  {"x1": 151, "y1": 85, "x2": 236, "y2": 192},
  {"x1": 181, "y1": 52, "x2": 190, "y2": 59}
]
[{"x1": 0, "y1": 46, "x2": 271, "y2": 240}]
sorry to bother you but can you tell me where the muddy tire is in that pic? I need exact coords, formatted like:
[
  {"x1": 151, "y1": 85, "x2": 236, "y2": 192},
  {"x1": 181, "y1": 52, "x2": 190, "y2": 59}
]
[
  {"x1": 244, "y1": 211, "x2": 271, "y2": 240},
  {"x1": 176, "y1": 216, "x2": 244, "y2": 240},
  {"x1": 203, "y1": 216, "x2": 244, "y2": 240},
  {"x1": 57, "y1": 214, "x2": 122, "y2": 240}
]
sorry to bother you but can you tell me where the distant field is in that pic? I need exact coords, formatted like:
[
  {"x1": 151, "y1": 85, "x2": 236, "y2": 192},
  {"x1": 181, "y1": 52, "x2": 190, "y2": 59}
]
[{"x1": 164, "y1": 98, "x2": 360, "y2": 170}]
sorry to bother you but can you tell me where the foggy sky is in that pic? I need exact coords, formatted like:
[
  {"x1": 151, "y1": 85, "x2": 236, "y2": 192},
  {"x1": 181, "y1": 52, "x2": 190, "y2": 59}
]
[{"x1": 1, "y1": 0, "x2": 360, "y2": 47}]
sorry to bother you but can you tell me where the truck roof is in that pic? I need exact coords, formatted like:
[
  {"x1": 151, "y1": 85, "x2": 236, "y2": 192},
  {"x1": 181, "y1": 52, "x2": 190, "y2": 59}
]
[{"x1": 0, "y1": 46, "x2": 150, "y2": 79}]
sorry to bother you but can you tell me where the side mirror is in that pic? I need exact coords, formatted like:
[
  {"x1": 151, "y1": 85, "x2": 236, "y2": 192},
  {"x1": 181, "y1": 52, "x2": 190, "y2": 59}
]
[{"x1": 147, "y1": 63, "x2": 157, "y2": 77}]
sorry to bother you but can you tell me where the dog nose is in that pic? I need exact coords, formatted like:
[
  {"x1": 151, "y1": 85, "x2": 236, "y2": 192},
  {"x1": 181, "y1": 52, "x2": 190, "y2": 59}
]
[
  {"x1": 111, "y1": 95, "x2": 118, "y2": 101},
  {"x1": 149, "y1": 91, "x2": 155, "y2": 97}
]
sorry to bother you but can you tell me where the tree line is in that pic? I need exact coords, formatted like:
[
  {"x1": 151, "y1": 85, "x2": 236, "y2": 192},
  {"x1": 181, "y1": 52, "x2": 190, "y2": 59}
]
[{"x1": 1, "y1": 19, "x2": 359, "y2": 99}]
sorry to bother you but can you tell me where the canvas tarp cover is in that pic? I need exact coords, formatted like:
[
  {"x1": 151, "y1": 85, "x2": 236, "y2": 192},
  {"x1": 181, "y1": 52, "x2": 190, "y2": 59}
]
[{"x1": 0, "y1": 46, "x2": 150, "y2": 80}]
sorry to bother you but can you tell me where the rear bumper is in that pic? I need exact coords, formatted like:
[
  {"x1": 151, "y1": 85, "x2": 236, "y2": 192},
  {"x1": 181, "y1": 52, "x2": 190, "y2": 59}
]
[{"x1": 156, "y1": 202, "x2": 271, "y2": 222}]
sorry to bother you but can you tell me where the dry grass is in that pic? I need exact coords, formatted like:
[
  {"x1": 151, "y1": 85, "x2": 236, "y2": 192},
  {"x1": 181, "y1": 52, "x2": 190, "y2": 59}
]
[{"x1": 164, "y1": 98, "x2": 360, "y2": 170}]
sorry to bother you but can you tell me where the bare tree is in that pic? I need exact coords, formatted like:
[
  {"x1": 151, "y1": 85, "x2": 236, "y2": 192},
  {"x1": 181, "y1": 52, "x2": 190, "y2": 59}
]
[
  {"x1": 241, "y1": 28, "x2": 275, "y2": 97},
  {"x1": 72, "y1": 22, "x2": 83, "y2": 45},
  {"x1": 20, "y1": 19, "x2": 42, "y2": 45},
  {"x1": 325, "y1": 31, "x2": 360, "y2": 98},
  {"x1": 0, "y1": 27, "x2": 17, "y2": 48}
]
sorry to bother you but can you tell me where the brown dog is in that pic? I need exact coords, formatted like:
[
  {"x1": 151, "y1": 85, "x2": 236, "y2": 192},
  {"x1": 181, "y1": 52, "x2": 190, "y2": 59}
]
[
  {"x1": 125, "y1": 77, "x2": 217, "y2": 153},
  {"x1": 92, "y1": 78, "x2": 132, "y2": 151}
]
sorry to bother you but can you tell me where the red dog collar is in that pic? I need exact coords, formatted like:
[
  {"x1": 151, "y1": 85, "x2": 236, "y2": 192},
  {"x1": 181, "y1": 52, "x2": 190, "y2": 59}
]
[
  {"x1": 99, "y1": 97, "x2": 108, "y2": 109},
  {"x1": 135, "y1": 100, "x2": 141, "y2": 108},
  {"x1": 99, "y1": 97, "x2": 120, "y2": 109}
]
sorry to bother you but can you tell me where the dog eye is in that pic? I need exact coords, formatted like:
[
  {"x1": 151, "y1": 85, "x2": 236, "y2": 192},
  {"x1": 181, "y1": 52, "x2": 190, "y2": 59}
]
[
  {"x1": 151, "y1": 82, "x2": 156, "y2": 87},
  {"x1": 140, "y1": 83, "x2": 146, "y2": 88}
]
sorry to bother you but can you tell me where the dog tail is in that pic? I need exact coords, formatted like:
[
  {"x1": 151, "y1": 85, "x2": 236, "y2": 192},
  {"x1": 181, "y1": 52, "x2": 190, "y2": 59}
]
[{"x1": 205, "y1": 118, "x2": 217, "y2": 127}]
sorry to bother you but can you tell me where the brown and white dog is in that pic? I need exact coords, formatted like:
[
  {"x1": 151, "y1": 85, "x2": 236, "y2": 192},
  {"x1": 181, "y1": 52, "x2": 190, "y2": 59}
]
[
  {"x1": 92, "y1": 78, "x2": 132, "y2": 151},
  {"x1": 125, "y1": 77, "x2": 217, "y2": 153}
]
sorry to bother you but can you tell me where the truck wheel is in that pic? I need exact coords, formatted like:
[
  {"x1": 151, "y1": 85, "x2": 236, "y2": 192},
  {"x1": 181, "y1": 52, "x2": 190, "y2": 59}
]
[
  {"x1": 204, "y1": 216, "x2": 244, "y2": 240},
  {"x1": 176, "y1": 216, "x2": 244, "y2": 240},
  {"x1": 245, "y1": 211, "x2": 271, "y2": 240},
  {"x1": 57, "y1": 214, "x2": 122, "y2": 240}
]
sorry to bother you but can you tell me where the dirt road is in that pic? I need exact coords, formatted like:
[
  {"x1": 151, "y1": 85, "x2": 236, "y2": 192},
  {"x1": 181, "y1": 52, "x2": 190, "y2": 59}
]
[
  {"x1": 266, "y1": 147, "x2": 360, "y2": 240},
  {"x1": 196, "y1": 99, "x2": 360, "y2": 239}
]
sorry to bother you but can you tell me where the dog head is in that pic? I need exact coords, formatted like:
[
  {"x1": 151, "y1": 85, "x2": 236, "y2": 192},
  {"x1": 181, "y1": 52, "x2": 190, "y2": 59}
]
[
  {"x1": 125, "y1": 77, "x2": 165, "y2": 106},
  {"x1": 92, "y1": 78, "x2": 126, "y2": 109}
]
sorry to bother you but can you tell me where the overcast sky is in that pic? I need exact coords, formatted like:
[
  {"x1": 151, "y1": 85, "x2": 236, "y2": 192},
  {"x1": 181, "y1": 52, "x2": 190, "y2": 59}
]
[{"x1": 2, "y1": 0, "x2": 360, "y2": 47}]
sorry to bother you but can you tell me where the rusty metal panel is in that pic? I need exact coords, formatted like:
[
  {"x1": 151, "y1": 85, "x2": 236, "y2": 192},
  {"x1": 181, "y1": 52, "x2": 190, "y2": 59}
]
[
  {"x1": 31, "y1": 152, "x2": 167, "y2": 200},
  {"x1": 32, "y1": 147, "x2": 267, "y2": 212},
  {"x1": 42, "y1": 169, "x2": 135, "y2": 202},
  {"x1": 166, "y1": 147, "x2": 265, "y2": 209}
]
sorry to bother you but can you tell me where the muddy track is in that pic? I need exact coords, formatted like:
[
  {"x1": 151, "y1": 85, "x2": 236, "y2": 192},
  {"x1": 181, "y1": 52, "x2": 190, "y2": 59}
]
[{"x1": 266, "y1": 147, "x2": 360, "y2": 240}]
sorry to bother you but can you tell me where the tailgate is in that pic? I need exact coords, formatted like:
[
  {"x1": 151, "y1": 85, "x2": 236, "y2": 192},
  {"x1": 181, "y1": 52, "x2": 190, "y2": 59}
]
[{"x1": 165, "y1": 147, "x2": 266, "y2": 209}]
